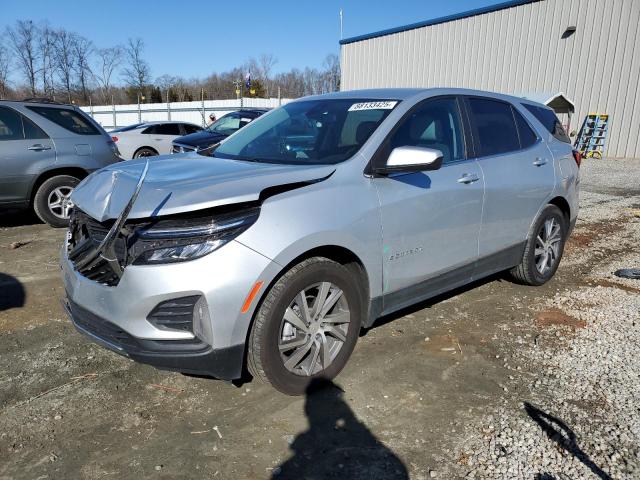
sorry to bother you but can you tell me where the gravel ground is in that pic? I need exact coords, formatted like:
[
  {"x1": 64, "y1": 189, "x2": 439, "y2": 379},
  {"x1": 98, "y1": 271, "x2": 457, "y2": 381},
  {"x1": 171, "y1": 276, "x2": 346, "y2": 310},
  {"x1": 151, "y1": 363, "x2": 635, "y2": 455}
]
[
  {"x1": 0, "y1": 157, "x2": 638, "y2": 479},
  {"x1": 451, "y1": 158, "x2": 640, "y2": 479}
]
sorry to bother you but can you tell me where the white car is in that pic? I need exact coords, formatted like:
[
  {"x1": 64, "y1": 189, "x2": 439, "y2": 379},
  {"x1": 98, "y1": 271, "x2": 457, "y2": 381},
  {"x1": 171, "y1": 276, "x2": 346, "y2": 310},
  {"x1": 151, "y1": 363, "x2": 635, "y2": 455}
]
[{"x1": 110, "y1": 121, "x2": 203, "y2": 159}]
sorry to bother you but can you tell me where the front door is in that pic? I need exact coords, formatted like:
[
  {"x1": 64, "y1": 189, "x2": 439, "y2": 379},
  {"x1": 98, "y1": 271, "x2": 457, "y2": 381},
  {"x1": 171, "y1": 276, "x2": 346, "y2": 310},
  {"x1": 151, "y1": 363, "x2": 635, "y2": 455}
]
[
  {"x1": 0, "y1": 106, "x2": 55, "y2": 204},
  {"x1": 373, "y1": 97, "x2": 484, "y2": 309}
]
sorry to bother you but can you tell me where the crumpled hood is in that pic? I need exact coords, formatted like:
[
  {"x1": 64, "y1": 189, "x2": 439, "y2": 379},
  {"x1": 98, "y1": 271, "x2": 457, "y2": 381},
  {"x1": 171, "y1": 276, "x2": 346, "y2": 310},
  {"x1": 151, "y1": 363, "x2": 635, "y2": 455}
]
[{"x1": 71, "y1": 153, "x2": 335, "y2": 221}]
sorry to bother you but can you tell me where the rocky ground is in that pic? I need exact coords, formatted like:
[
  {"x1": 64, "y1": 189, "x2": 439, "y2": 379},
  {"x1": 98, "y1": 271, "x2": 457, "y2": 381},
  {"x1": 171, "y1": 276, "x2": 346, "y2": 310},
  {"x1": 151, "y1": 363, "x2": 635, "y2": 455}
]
[{"x1": 0, "y1": 158, "x2": 638, "y2": 479}]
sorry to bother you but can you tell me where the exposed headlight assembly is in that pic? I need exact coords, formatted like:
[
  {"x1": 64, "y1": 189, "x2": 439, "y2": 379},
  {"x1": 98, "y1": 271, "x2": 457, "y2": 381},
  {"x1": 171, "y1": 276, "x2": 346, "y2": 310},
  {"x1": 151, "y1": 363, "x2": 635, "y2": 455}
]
[{"x1": 131, "y1": 206, "x2": 259, "y2": 265}]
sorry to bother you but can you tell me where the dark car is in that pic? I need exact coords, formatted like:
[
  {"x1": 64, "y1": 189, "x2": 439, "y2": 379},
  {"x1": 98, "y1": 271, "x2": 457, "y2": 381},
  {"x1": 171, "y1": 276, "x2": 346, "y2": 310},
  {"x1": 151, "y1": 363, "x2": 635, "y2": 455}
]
[{"x1": 171, "y1": 109, "x2": 268, "y2": 154}]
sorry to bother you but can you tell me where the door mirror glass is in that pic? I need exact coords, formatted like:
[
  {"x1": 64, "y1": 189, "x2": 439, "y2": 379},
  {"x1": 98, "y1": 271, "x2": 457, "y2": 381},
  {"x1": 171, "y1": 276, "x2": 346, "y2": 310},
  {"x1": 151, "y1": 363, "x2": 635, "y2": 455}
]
[{"x1": 379, "y1": 146, "x2": 443, "y2": 173}]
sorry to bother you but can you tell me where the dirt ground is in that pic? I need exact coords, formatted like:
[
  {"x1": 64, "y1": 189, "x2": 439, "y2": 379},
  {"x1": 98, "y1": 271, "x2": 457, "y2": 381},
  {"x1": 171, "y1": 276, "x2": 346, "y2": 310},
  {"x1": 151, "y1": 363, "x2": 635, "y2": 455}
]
[{"x1": 0, "y1": 158, "x2": 638, "y2": 479}]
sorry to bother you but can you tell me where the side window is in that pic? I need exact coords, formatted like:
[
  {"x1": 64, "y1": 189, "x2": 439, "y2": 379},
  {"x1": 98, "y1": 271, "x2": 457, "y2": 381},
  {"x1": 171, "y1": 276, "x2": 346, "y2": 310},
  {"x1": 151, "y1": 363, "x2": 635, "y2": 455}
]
[
  {"x1": 22, "y1": 115, "x2": 49, "y2": 140},
  {"x1": 512, "y1": 107, "x2": 537, "y2": 149},
  {"x1": 183, "y1": 124, "x2": 202, "y2": 134},
  {"x1": 154, "y1": 123, "x2": 181, "y2": 135},
  {"x1": 26, "y1": 106, "x2": 100, "y2": 135},
  {"x1": 0, "y1": 107, "x2": 24, "y2": 141},
  {"x1": 523, "y1": 104, "x2": 571, "y2": 143},
  {"x1": 467, "y1": 98, "x2": 520, "y2": 156},
  {"x1": 389, "y1": 97, "x2": 465, "y2": 164}
]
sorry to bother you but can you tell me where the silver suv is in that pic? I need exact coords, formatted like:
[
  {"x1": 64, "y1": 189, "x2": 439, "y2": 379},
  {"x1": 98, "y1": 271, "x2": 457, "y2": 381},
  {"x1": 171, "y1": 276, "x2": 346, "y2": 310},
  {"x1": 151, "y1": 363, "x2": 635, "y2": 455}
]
[
  {"x1": 0, "y1": 100, "x2": 121, "y2": 227},
  {"x1": 61, "y1": 88, "x2": 580, "y2": 394}
]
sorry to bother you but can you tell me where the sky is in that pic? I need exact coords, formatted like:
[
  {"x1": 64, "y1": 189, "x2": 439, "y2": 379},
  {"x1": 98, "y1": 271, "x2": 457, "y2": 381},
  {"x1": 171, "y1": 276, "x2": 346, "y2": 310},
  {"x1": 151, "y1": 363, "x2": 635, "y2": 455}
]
[{"x1": 2, "y1": 0, "x2": 497, "y2": 82}]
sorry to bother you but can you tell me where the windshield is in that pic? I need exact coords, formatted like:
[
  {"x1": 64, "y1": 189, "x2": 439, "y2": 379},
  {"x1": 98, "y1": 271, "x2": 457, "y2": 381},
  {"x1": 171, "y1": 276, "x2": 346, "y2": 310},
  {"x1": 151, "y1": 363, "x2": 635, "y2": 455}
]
[
  {"x1": 206, "y1": 114, "x2": 252, "y2": 135},
  {"x1": 213, "y1": 99, "x2": 398, "y2": 165}
]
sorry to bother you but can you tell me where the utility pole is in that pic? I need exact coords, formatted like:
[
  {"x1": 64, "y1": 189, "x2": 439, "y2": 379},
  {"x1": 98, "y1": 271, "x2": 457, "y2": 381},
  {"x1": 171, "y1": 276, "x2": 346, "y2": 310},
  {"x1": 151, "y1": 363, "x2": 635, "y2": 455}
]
[{"x1": 112, "y1": 94, "x2": 116, "y2": 129}]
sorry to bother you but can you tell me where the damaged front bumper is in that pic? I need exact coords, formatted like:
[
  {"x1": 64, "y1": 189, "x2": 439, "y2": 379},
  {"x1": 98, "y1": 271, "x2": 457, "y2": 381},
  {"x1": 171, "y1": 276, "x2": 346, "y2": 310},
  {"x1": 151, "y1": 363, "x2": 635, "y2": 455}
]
[{"x1": 62, "y1": 297, "x2": 244, "y2": 379}]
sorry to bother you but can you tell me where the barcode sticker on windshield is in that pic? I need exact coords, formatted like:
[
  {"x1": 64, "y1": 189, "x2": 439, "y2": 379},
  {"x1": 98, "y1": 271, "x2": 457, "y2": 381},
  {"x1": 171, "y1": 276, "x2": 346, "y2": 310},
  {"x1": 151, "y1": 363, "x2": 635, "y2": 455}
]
[{"x1": 348, "y1": 101, "x2": 398, "y2": 112}]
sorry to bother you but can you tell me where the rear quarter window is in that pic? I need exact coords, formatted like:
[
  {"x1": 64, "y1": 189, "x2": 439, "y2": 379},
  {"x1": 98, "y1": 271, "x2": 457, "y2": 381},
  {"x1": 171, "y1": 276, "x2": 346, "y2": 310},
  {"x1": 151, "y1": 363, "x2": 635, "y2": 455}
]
[
  {"x1": 26, "y1": 106, "x2": 100, "y2": 135},
  {"x1": 522, "y1": 104, "x2": 571, "y2": 143}
]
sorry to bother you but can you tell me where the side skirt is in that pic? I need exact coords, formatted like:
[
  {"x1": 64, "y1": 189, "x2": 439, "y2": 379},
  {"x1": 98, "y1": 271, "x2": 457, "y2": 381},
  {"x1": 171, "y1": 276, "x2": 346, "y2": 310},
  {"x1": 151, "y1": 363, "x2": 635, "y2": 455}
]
[{"x1": 364, "y1": 242, "x2": 525, "y2": 328}]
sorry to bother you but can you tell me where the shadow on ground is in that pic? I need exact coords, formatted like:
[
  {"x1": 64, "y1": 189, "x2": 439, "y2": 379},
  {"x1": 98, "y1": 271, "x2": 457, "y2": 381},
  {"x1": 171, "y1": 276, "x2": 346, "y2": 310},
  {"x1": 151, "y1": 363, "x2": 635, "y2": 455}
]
[
  {"x1": 0, "y1": 273, "x2": 25, "y2": 311},
  {"x1": 273, "y1": 378, "x2": 408, "y2": 479},
  {"x1": 0, "y1": 208, "x2": 42, "y2": 228},
  {"x1": 525, "y1": 402, "x2": 612, "y2": 480}
]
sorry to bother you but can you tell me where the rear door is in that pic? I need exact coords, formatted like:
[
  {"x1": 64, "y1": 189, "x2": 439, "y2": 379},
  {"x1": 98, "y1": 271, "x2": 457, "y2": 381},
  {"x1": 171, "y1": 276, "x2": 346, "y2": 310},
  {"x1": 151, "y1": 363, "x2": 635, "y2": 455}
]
[
  {"x1": 144, "y1": 123, "x2": 182, "y2": 154},
  {"x1": 0, "y1": 106, "x2": 55, "y2": 204},
  {"x1": 463, "y1": 96, "x2": 555, "y2": 259},
  {"x1": 373, "y1": 96, "x2": 484, "y2": 305}
]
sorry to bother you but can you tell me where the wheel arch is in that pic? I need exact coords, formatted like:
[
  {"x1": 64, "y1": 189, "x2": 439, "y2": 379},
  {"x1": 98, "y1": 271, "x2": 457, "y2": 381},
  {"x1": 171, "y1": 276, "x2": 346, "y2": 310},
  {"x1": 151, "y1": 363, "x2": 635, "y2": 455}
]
[
  {"x1": 547, "y1": 196, "x2": 571, "y2": 224},
  {"x1": 133, "y1": 146, "x2": 159, "y2": 157},
  {"x1": 29, "y1": 167, "x2": 89, "y2": 206},
  {"x1": 239, "y1": 244, "x2": 371, "y2": 378}
]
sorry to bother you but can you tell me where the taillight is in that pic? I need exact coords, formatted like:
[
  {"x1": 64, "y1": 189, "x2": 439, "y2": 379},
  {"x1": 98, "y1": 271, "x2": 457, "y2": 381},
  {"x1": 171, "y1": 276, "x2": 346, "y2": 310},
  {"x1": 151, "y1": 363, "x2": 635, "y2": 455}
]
[
  {"x1": 572, "y1": 149, "x2": 582, "y2": 168},
  {"x1": 111, "y1": 136, "x2": 119, "y2": 142}
]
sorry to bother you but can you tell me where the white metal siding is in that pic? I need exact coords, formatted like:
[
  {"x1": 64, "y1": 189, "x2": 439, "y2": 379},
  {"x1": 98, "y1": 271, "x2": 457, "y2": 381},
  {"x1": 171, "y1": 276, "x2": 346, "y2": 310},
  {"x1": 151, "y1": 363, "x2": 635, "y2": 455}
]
[{"x1": 341, "y1": 0, "x2": 640, "y2": 158}]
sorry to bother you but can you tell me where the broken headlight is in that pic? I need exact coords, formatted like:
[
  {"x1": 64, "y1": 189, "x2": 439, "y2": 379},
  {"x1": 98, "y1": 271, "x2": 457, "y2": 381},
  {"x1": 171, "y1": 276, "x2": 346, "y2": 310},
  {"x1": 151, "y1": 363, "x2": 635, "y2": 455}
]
[{"x1": 132, "y1": 206, "x2": 259, "y2": 265}]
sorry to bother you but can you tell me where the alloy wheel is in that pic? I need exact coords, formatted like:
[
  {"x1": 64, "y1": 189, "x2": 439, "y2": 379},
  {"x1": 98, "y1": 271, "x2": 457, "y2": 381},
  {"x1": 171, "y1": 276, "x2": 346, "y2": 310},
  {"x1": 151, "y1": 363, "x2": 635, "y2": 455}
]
[
  {"x1": 534, "y1": 217, "x2": 562, "y2": 275},
  {"x1": 47, "y1": 186, "x2": 75, "y2": 219},
  {"x1": 278, "y1": 282, "x2": 351, "y2": 376}
]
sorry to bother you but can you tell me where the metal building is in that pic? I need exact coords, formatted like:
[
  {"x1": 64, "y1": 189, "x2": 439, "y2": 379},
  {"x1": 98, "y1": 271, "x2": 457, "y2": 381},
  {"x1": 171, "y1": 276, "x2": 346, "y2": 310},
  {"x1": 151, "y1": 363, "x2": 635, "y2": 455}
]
[{"x1": 340, "y1": 0, "x2": 640, "y2": 159}]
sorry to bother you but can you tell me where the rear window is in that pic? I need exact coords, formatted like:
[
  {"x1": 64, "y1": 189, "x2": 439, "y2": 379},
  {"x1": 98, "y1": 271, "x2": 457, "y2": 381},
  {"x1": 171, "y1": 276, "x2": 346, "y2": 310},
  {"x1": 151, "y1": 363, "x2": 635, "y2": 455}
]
[
  {"x1": 467, "y1": 98, "x2": 520, "y2": 156},
  {"x1": 111, "y1": 123, "x2": 144, "y2": 133},
  {"x1": 26, "y1": 106, "x2": 100, "y2": 135},
  {"x1": 522, "y1": 104, "x2": 571, "y2": 143}
]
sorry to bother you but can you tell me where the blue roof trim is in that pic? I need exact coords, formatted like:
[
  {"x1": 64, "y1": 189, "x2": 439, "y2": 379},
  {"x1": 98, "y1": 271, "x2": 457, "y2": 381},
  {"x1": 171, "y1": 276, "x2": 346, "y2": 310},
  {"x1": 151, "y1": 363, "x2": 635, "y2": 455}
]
[{"x1": 339, "y1": 0, "x2": 541, "y2": 45}]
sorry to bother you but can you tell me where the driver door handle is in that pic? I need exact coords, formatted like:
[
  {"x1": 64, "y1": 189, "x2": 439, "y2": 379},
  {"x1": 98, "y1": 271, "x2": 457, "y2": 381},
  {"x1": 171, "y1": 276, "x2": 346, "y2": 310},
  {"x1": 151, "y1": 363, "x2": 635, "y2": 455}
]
[
  {"x1": 28, "y1": 144, "x2": 52, "y2": 151},
  {"x1": 457, "y1": 173, "x2": 480, "y2": 184},
  {"x1": 533, "y1": 157, "x2": 548, "y2": 166}
]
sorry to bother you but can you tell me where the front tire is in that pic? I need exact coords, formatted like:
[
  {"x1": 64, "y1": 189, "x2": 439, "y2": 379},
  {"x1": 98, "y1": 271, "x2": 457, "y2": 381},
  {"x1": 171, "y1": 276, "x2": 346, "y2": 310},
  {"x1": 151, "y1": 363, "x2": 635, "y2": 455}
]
[
  {"x1": 248, "y1": 257, "x2": 362, "y2": 395},
  {"x1": 509, "y1": 204, "x2": 567, "y2": 286},
  {"x1": 33, "y1": 175, "x2": 80, "y2": 227}
]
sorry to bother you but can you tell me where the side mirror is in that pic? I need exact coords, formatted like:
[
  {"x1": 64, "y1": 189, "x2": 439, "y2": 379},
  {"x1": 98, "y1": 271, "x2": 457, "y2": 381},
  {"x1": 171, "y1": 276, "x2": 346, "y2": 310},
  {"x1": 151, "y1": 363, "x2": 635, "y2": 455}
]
[{"x1": 375, "y1": 146, "x2": 443, "y2": 175}]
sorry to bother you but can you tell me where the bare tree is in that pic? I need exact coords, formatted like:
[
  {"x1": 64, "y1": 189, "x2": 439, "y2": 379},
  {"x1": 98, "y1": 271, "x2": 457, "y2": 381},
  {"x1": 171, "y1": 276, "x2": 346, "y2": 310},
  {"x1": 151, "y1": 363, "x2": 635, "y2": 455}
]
[
  {"x1": 122, "y1": 38, "x2": 150, "y2": 96},
  {"x1": 95, "y1": 46, "x2": 122, "y2": 103},
  {"x1": 38, "y1": 24, "x2": 56, "y2": 98},
  {"x1": 6, "y1": 20, "x2": 40, "y2": 96},
  {"x1": 258, "y1": 53, "x2": 278, "y2": 97},
  {"x1": 0, "y1": 42, "x2": 11, "y2": 99},
  {"x1": 73, "y1": 35, "x2": 93, "y2": 102},
  {"x1": 323, "y1": 53, "x2": 340, "y2": 92},
  {"x1": 53, "y1": 29, "x2": 76, "y2": 102}
]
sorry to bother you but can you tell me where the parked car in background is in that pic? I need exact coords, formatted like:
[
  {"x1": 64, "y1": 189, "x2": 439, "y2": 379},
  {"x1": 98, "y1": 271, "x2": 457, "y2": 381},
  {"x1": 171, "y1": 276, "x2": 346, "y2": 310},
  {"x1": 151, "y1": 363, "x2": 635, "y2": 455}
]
[
  {"x1": 110, "y1": 121, "x2": 203, "y2": 159},
  {"x1": 62, "y1": 88, "x2": 579, "y2": 394},
  {"x1": 0, "y1": 99, "x2": 121, "y2": 227},
  {"x1": 171, "y1": 109, "x2": 268, "y2": 154}
]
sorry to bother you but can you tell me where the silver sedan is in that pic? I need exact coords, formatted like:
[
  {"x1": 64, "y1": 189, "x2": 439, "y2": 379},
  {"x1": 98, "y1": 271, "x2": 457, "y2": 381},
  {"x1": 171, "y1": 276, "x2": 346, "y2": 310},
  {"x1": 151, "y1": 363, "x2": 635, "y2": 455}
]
[{"x1": 110, "y1": 121, "x2": 202, "y2": 159}]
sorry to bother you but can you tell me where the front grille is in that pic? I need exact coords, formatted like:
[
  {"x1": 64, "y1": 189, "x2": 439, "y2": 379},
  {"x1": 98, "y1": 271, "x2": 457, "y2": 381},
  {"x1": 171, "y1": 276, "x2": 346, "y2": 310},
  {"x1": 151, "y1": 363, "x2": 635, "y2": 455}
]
[
  {"x1": 146, "y1": 296, "x2": 201, "y2": 332},
  {"x1": 67, "y1": 210, "x2": 128, "y2": 287}
]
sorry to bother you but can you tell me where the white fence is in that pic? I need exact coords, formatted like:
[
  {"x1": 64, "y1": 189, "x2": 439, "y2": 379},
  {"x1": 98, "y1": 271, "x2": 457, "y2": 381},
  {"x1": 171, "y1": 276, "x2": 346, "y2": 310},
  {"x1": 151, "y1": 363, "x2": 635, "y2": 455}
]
[{"x1": 81, "y1": 97, "x2": 292, "y2": 130}]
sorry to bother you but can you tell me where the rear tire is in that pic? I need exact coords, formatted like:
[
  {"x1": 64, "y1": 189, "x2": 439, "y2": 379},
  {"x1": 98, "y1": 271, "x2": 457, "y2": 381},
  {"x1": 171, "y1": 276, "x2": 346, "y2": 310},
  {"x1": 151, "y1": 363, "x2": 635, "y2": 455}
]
[
  {"x1": 133, "y1": 147, "x2": 158, "y2": 158},
  {"x1": 247, "y1": 257, "x2": 362, "y2": 395},
  {"x1": 509, "y1": 204, "x2": 567, "y2": 286},
  {"x1": 33, "y1": 175, "x2": 80, "y2": 228}
]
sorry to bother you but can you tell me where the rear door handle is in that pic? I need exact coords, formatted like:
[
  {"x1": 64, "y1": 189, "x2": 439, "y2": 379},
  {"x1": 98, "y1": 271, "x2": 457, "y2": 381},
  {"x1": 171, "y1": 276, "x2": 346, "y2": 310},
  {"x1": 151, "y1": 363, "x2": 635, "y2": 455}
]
[
  {"x1": 533, "y1": 157, "x2": 548, "y2": 166},
  {"x1": 27, "y1": 144, "x2": 52, "y2": 151},
  {"x1": 457, "y1": 173, "x2": 480, "y2": 184}
]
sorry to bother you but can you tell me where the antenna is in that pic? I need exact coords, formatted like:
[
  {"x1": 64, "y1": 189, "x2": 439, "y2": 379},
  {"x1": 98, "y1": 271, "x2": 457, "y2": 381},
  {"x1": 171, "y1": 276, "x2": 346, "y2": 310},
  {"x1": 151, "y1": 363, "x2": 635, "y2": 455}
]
[{"x1": 339, "y1": 9, "x2": 344, "y2": 40}]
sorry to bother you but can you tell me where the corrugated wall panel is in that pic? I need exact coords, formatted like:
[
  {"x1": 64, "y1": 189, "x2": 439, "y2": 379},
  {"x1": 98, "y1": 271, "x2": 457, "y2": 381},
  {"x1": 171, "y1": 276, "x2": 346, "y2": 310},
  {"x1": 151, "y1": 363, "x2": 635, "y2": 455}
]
[{"x1": 341, "y1": 0, "x2": 640, "y2": 158}]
